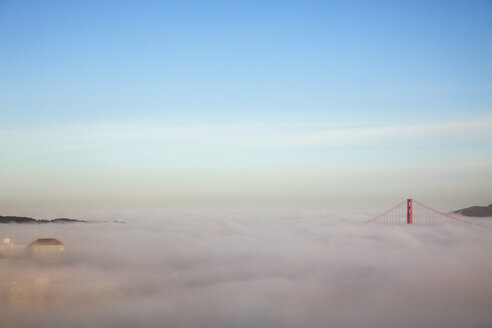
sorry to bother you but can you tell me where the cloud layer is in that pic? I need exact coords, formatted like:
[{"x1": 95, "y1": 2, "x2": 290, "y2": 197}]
[
  {"x1": 2, "y1": 119, "x2": 492, "y2": 152},
  {"x1": 1, "y1": 119, "x2": 491, "y2": 211},
  {"x1": 1, "y1": 211, "x2": 491, "y2": 328}
]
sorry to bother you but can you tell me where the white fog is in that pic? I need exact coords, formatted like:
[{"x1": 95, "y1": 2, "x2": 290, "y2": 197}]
[{"x1": 1, "y1": 211, "x2": 490, "y2": 328}]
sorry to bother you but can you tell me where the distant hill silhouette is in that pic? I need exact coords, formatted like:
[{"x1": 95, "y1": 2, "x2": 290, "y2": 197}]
[
  {"x1": 0, "y1": 215, "x2": 84, "y2": 224},
  {"x1": 454, "y1": 204, "x2": 492, "y2": 217}
]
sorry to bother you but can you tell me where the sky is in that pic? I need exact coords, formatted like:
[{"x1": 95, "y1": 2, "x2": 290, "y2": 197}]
[{"x1": 0, "y1": 0, "x2": 491, "y2": 214}]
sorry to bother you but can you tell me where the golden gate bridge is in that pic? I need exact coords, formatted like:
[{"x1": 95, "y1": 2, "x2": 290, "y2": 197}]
[{"x1": 366, "y1": 199, "x2": 474, "y2": 225}]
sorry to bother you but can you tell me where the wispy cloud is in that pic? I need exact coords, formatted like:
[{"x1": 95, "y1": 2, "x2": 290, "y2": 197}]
[{"x1": 1, "y1": 119, "x2": 491, "y2": 154}]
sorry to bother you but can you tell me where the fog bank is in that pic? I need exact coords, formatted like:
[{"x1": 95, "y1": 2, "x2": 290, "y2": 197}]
[{"x1": 1, "y1": 211, "x2": 491, "y2": 328}]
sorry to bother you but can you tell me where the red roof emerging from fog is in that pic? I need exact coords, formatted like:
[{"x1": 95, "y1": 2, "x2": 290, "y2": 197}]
[{"x1": 30, "y1": 238, "x2": 64, "y2": 246}]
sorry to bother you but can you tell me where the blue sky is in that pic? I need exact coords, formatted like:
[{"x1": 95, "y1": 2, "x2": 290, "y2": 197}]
[{"x1": 0, "y1": 1, "x2": 491, "y2": 213}]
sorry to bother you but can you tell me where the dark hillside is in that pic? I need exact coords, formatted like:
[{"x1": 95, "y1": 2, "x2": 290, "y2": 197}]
[
  {"x1": 0, "y1": 215, "x2": 84, "y2": 223},
  {"x1": 454, "y1": 204, "x2": 492, "y2": 217}
]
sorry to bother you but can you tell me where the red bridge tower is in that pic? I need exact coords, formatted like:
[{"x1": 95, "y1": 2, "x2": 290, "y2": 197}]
[{"x1": 407, "y1": 199, "x2": 413, "y2": 224}]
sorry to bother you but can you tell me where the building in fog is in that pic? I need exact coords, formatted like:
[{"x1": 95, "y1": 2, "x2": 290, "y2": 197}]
[{"x1": 29, "y1": 238, "x2": 65, "y2": 262}]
